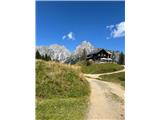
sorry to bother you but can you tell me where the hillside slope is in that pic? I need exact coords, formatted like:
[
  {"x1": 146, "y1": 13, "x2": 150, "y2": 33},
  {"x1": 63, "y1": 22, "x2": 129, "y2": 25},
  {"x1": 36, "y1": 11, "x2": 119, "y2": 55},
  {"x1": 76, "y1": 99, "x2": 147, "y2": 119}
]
[{"x1": 36, "y1": 60, "x2": 90, "y2": 120}]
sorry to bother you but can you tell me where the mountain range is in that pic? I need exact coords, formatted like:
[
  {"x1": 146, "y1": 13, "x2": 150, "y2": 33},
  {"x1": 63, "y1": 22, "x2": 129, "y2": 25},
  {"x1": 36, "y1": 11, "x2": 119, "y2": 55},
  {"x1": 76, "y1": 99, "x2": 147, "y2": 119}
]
[{"x1": 36, "y1": 40, "x2": 121, "y2": 63}]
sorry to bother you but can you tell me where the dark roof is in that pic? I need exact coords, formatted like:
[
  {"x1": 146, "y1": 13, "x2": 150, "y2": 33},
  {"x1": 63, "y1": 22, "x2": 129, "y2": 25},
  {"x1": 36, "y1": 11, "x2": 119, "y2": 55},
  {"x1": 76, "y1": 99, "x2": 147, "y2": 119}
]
[
  {"x1": 87, "y1": 48, "x2": 111, "y2": 56},
  {"x1": 87, "y1": 48, "x2": 102, "y2": 55}
]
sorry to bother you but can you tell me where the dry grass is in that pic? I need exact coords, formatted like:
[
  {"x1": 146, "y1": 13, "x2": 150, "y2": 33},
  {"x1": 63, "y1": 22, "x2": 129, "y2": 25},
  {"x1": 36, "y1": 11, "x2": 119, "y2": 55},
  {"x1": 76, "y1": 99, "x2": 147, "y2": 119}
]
[{"x1": 36, "y1": 60, "x2": 90, "y2": 120}]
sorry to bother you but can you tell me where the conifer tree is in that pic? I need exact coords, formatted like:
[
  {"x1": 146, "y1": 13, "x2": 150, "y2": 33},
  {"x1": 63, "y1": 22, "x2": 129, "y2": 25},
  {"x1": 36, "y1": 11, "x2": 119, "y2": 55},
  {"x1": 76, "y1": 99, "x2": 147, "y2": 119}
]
[
  {"x1": 112, "y1": 51, "x2": 115, "y2": 62},
  {"x1": 45, "y1": 54, "x2": 48, "y2": 61},
  {"x1": 36, "y1": 50, "x2": 41, "y2": 59},
  {"x1": 118, "y1": 52, "x2": 125, "y2": 65},
  {"x1": 48, "y1": 55, "x2": 51, "y2": 61},
  {"x1": 41, "y1": 55, "x2": 45, "y2": 60}
]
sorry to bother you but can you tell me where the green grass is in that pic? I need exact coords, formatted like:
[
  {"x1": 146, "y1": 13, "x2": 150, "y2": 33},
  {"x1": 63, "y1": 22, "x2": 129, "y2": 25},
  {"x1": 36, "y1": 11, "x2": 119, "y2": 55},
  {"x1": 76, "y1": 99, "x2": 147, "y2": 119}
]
[
  {"x1": 100, "y1": 72, "x2": 125, "y2": 87},
  {"x1": 36, "y1": 60, "x2": 90, "y2": 120},
  {"x1": 36, "y1": 97, "x2": 88, "y2": 120},
  {"x1": 80, "y1": 63, "x2": 124, "y2": 74}
]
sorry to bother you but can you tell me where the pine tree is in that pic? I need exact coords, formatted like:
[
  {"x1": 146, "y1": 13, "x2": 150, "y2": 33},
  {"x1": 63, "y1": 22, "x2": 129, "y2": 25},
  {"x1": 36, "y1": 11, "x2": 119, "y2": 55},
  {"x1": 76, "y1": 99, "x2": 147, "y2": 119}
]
[
  {"x1": 45, "y1": 54, "x2": 48, "y2": 61},
  {"x1": 42, "y1": 54, "x2": 51, "y2": 61},
  {"x1": 48, "y1": 55, "x2": 51, "y2": 61},
  {"x1": 36, "y1": 50, "x2": 41, "y2": 59},
  {"x1": 112, "y1": 51, "x2": 116, "y2": 63},
  {"x1": 41, "y1": 55, "x2": 45, "y2": 60},
  {"x1": 118, "y1": 52, "x2": 125, "y2": 65}
]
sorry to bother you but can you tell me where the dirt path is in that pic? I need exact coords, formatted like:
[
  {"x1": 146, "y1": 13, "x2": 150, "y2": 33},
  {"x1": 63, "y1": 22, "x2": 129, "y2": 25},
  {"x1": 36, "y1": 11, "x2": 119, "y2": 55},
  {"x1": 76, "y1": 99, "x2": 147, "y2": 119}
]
[
  {"x1": 84, "y1": 69, "x2": 125, "y2": 80},
  {"x1": 85, "y1": 70, "x2": 125, "y2": 120}
]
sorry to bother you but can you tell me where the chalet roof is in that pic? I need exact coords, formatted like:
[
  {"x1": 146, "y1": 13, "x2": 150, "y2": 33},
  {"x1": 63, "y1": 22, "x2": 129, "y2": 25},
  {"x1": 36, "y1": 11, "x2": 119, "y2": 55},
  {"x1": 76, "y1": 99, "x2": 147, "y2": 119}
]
[
  {"x1": 87, "y1": 48, "x2": 112, "y2": 56},
  {"x1": 88, "y1": 48, "x2": 102, "y2": 55}
]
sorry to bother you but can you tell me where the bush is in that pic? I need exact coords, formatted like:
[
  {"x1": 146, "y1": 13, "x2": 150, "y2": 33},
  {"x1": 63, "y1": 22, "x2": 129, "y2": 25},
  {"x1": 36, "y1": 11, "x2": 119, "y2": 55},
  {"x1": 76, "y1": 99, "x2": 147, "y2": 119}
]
[{"x1": 86, "y1": 60, "x2": 92, "y2": 66}]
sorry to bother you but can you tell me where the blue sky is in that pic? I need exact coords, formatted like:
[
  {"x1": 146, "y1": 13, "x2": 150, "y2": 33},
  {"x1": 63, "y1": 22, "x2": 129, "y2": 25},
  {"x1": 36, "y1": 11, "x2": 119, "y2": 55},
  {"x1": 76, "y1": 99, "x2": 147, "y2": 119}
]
[{"x1": 36, "y1": 1, "x2": 125, "y2": 52}]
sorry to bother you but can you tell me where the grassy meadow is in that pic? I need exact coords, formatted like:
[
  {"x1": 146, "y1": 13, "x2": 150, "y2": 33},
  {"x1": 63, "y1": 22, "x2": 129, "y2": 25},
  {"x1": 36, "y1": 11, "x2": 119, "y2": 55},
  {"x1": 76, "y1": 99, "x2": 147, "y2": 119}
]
[
  {"x1": 100, "y1": 72, "x2": 125, "y2": 87},
  {"x1": 36, "y1": 60, "x2": 124, "y2": 119},
  {"x1": 36, "y1": 60, "x2": 90, "y2": 120},
  {"x1": 80, "y1": 62, "x2": 124, "y2": 74}
]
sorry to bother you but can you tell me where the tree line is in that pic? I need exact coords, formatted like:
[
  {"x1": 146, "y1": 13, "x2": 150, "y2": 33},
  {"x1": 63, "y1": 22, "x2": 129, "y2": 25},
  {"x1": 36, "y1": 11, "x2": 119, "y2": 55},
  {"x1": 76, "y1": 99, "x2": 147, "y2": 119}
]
[
  {"x1": 36, "y1": 50, "x2": 51, "y2": 61},
  {"x1": 36, "y1": 49, "x2": 125, "y2": 65},
  {"x1": 118, "y1": 52, "x2": 125, "y2": 65}
]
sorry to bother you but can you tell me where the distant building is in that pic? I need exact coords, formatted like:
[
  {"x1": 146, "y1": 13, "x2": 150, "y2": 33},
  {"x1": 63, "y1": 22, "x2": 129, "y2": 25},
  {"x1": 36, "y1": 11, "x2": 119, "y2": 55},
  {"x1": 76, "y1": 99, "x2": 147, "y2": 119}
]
[{"x1": 86, "y1": 48, "x2": 112, "y2": 62}]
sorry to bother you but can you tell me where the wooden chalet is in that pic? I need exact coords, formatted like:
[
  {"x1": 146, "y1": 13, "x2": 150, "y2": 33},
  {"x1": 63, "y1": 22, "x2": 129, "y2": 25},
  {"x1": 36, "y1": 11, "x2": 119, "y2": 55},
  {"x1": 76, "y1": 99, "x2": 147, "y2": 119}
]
[{"x1": 86, "y1": 49, "x2": 112, "y2": 62}]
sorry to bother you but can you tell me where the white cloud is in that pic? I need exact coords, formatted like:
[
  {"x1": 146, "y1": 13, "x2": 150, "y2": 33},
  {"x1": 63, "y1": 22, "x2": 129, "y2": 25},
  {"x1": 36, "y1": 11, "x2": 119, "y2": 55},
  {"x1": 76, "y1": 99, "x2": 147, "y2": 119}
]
[
  {"x1": 62, "y1": 35, "x2": 66, "y2": 40},
  {"x1": 111, "y1": 22, "x2": 125, "y2": 38},
  {"x1": 106, "y1": 21, "x2": 125, "y2": 39},
  {"x1": 106, "y1": 25, "x2": 114, "y2": 30},
  {"x1": 67, "y1": 32, "x2": 75, "y2": 40},
  {"x1": 62, "y1": 32, "x2": 75, "y2": 40}
]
